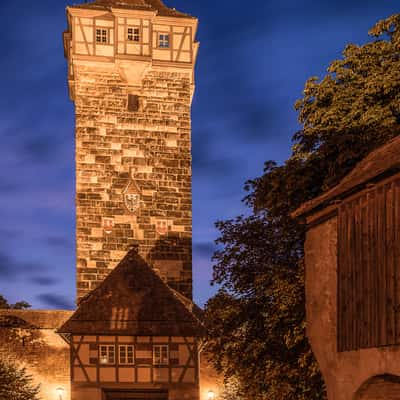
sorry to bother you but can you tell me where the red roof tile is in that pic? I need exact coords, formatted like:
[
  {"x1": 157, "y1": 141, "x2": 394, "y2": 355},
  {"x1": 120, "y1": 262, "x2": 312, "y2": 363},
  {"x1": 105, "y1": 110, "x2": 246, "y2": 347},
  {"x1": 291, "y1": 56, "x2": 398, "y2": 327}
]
[{"x1": 72, "y1": 0, "x2": 194, "y2": 19}]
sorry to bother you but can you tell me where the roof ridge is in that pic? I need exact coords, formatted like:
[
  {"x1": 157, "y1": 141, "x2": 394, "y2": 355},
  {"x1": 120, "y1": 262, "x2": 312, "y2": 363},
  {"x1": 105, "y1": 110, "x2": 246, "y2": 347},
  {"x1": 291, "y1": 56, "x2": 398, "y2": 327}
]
[{"x1": 71, "y1": 0, "x2": 194, "y2": 19}]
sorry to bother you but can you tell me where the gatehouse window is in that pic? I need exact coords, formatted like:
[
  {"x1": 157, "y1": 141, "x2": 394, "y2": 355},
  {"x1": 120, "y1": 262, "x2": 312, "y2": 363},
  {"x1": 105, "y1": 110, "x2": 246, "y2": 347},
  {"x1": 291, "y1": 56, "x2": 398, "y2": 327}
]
[
  {"x1": 158, "y1": 34, "x2": 170, "y2": 48},
  {"x1": 96, "y1": 28, "x2": 108, "y2": 44},
  {"x1": 127, "y1": 27, "x2": 140, "y2": 42},
  {"x1": 119, "y1": 345, "x2": 134, "y2": 364},
  {"x1": 153, "y1": 345, "x2": 169, "y2": 365},
  {"x1": 99, "y1": 345, "x2": 115, "y2": 364}
]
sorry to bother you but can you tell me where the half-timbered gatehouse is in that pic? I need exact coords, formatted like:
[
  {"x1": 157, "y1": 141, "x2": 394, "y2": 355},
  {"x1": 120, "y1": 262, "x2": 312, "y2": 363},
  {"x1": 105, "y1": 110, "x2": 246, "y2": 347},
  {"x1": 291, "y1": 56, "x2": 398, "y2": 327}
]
[{"x1": 59, "y1": 250, "x2": 204, "y2": 400}]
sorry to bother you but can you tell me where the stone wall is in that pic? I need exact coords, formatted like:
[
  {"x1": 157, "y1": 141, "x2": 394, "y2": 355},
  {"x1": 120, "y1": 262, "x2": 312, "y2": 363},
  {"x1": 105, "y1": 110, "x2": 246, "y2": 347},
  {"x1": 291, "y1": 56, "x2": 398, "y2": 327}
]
[
  {"x1": 0, "y1": 310, "x2": 222, "y2": 400},
  {"x1": 74, "y1": 63, "x2": 193, "y2": 302},
  {"x1": 305, "y1": 216, "x2": 400, "y2": 400},
  {"x1": 355, "y1": 375, "x2": 400, "y2": 399},
  {"x1": 0, "y1": 310, "x2": 72, "y2": 400}
]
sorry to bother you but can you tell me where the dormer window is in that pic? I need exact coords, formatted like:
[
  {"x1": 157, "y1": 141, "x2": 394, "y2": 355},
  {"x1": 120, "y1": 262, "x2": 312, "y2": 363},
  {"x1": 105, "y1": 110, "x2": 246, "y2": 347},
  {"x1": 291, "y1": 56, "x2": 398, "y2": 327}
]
[
  {"x1": 96, "y1": 28, "x2": 108, "y2": 44},
  {"x1": 158, "y1": 34, "x2": 170, "y2": 48},
  {"x1": 127, "y1": 27, "x2": 140, "y2": 42}
]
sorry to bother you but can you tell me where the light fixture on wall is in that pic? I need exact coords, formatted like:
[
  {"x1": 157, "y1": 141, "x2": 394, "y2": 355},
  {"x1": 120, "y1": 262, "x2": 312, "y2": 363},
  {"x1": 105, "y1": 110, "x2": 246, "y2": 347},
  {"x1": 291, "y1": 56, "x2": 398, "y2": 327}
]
[
  {"x1": 207, "y1": 390, "x2": 215, "y2": 400},
  {"x1": 56, "y1": 387, "x2": 64, "y2": 400}
]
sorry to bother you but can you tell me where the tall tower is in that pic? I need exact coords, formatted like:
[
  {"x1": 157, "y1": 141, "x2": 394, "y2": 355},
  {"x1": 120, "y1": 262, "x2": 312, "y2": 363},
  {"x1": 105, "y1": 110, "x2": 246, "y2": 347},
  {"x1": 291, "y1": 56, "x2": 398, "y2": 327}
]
[{"x1": 63, "y1": 0, "x2": 199, "y2": 302}]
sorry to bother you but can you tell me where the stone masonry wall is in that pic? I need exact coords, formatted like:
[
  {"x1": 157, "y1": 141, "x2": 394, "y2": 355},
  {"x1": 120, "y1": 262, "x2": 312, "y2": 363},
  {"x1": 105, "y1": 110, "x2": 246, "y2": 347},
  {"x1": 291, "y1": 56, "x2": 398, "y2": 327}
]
[
  {"x1": 355, "y1": 375, "x2": 400, "y2": 400},
  {"x1": 0, "y1": 310, "x2": 72, "y2": 400},
  {"x1": 74, "y1": 64, "x2": 193, "y2": 302}
]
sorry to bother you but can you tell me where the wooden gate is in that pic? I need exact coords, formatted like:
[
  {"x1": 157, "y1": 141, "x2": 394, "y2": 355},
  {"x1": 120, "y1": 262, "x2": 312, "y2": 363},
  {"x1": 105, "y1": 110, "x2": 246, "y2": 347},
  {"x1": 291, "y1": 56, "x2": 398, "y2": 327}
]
[{"x1": 337, "y1": 175, "x2": 400, "y2": 351}]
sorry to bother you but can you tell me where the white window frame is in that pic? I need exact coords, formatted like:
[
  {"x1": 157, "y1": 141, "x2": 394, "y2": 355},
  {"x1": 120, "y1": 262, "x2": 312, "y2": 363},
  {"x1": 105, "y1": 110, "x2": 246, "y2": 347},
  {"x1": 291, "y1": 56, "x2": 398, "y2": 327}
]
[
  {"x1": 95, "y1": 28, "x2": 109, "y2": 44},
  {"x1": 119, "y1": 345, "x2": 135, "y2": 365},
  {"x1": 99, "y1": 345, "x2": 115, "y2": 364},
  {"x1": 153, "y1": 344, "x2": 169, "y2": 365},
  {"x1": 127, "y1": 26, "x2": 140, "y2": 42},
  {"x1": 158, "y1": 34, "x2": 170, "y2": 49}
]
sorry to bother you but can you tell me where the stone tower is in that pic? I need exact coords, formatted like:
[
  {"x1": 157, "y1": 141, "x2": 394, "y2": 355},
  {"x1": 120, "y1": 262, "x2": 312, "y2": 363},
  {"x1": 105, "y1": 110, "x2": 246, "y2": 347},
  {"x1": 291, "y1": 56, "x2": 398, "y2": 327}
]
[{"x1": 63, "y1": 0, "x2": 199, "y2": 302}]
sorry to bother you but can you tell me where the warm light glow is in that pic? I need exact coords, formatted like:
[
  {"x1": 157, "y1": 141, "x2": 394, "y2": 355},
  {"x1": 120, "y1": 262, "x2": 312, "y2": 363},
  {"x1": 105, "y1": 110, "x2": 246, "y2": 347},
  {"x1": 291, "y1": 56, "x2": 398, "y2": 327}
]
[
  {"x1": 207, "y1": 390, "x2": 215, "y2": 400},
  {"x1": 100, "y1": 355, "x2": 108, "y2": 364},
  {"x1": 56, "y1": 387, "x2": 64, "y2": 398}
]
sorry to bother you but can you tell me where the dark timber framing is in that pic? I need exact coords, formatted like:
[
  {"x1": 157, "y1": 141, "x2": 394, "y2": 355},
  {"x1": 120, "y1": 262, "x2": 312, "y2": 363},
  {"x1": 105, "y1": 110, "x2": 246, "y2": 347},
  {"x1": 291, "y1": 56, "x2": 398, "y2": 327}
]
[{"x1": 70, "y1": 335, "x2": 198, "y2": 385}]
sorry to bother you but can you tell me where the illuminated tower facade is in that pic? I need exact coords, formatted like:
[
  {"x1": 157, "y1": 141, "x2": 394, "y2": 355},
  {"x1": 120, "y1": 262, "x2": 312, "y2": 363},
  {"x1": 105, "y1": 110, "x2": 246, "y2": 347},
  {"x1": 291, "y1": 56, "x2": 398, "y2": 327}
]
[{"x1": 63, "y1": 0, "x2": 199, "y2": 302}]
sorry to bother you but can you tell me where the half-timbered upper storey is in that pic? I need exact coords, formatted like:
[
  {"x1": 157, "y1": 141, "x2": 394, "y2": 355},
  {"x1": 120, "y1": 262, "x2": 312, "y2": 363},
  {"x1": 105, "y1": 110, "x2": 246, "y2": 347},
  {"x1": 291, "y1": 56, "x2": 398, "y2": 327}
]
[{"x1": 63, "y1": 0, "x2": 199, "y2": 93}]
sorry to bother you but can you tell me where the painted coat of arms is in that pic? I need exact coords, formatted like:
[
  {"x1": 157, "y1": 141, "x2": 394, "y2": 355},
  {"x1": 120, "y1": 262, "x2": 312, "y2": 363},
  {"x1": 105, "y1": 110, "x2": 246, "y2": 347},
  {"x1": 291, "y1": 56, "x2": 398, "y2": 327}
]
[
  {"x1": 123, "y1": 179, "x2": 141, "y2": 214},
  {"x1": 103, "y1": 217, "x2": 114, "y2": 234},
  {"x1": 156, "y1": 220, "x2": 171, "y2": 236}
]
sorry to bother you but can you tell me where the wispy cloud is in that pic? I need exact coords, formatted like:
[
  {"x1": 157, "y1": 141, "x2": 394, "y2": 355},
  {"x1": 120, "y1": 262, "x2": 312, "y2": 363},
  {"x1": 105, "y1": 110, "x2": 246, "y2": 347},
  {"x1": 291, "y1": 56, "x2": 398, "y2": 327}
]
[
  {"x1": 30, "y1": 276, "x2": 58, "y2": 286},
  {"x1": 36, "y1": 293, "x2": 74, "y2": 310}
]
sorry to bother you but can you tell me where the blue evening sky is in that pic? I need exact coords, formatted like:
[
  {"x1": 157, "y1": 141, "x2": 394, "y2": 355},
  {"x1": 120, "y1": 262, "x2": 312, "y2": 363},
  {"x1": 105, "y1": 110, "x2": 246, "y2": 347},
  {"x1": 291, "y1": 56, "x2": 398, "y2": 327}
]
[{"x1": 0, "y1": 0, "x2": 398, "y2": 308}]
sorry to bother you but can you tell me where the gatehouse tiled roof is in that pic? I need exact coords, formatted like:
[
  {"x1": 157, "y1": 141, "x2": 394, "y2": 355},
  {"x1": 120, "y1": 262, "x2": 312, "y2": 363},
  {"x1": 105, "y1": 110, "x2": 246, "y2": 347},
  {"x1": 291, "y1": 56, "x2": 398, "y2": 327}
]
[
  {"x1": 293, "y1": 134, "x2": 400, "y2": 218},
  {"x1": 72, "y1": 0, "x2": 194, "y2": 19},
  {"x1": 58, "y1": 249, "x2": 204, "y2": 336}
]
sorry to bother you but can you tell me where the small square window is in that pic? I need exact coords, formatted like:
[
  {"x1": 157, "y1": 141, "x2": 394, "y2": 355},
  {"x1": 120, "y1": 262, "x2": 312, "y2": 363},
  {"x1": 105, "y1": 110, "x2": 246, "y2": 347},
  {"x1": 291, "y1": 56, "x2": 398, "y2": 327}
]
[
  {"x1": 153, "y1": 345, "x2": 169, "y2": 365},
  {"x1": 127, "y1": 27, "x2": 140, "y2": 42},
  {"x1": 119, "y1": 345, "x2": 135, "y2": 365},
  {"x1": 127, "y1": 94, "x2": 139, "y2": 112},
  {"x1": 158, "y1": 34, "x2": 170, "y2": 48},
  {"x1": 96, "y1": 28, "x2": 108, "y2": 44},
  {"x1": 99, "y1": 345, "x2": 115, "y2": 364}
]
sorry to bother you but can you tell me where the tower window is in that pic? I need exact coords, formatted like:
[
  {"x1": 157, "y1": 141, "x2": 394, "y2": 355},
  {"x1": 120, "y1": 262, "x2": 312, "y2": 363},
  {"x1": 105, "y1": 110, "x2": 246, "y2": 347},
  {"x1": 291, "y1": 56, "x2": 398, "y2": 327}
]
[
  {"x1": 96, "y1": 28, "x2": 108, "y2": 44},
  {"x1": 153, "y1": 345, "x2": 169, "y2": 365},
  {"x1": 99, "y1": 345, "x2": 115, "y2": 364},
  {"x1": 127, "y1": 94, "x2": 139, "y2": 112},
  {"x1": 158, "y1": 34, "x2": 170, "y2": 48},
  {"x1": 119, "y1": 345, "x2": 135, "y2": 364},
  {"x1": 127, "y1": 27, "x2": 140, "y2": 42}
]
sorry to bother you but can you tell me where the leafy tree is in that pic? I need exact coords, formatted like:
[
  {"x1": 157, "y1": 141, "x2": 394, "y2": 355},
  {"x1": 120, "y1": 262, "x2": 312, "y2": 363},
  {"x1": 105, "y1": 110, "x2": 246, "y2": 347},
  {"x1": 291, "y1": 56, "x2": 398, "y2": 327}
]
[
  {"x1": 204, "y1": 14, "x2": 400, "y2": 400},
  {"x1": 0, "y1": 295, "x2": 31, "y2": 310},
  {"x1": 0, "y1": 359, "x2": 40, "y2": 400},
  {"x1": 0, "y1": 295, "x2": 8, "y2": 309}
]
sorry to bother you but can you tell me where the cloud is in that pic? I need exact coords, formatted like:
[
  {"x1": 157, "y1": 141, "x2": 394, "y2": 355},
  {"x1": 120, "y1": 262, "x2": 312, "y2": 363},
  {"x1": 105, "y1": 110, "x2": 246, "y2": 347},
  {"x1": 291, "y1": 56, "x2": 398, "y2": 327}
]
[
  {"x1": 0, "y1": 182, "x2": 20, "y2": 193},
  {"x1": 21, "y1": 136, "x2": 59, "y2": 161},
  {"x1": 193, "y1": 242, "x2": 215, "y2": 259},
  {"x1": 0, "y1": 229, "x2": 22, "y2": 240},
  {"x1": 191, "y1": 129, "x2": 242, "y2": 178},
  {"x1": 0, "y1": 249, "x2": 48, "y2": 281},
  {"x1": 45, "y1": 235, "x2": 74, "y2": 250},
  {"x1": 36, "y1": 293, "x2": 74, "y2": 310},
  {"x1": 30, "y1": 276, "x2": 58, "y2": 286},
  {"x1": 0, "y1": 251, "x2": 17, "y2": 279}
]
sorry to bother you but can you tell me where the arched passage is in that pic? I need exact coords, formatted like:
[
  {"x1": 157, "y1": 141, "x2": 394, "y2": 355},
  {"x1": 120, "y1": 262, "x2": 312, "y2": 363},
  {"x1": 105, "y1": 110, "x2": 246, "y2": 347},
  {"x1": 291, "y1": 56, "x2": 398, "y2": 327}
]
[{"x1": 354, "y1": 374, "x2": 400, "y2": 400}]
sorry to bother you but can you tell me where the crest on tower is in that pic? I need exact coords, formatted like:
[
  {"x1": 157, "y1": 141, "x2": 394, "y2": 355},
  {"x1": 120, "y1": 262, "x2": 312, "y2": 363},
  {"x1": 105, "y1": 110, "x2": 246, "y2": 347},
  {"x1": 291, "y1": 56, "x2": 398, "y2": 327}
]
[{"x1": 123, "y1": 177, "x2": 141, "y2": 214}]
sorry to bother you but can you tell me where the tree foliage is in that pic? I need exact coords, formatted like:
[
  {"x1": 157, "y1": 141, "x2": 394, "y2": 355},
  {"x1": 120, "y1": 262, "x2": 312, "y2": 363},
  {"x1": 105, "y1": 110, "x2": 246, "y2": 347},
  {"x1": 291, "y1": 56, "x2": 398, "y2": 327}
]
[
  {"x1": 0, "y1": 294, "x2": 31, "y2": 310},
  {"x1": 204, "y1": 14, "x2": 400, "y2": 400},
  {"x1": 0, "y1": 360, "x2": 40, "y2": 400}
]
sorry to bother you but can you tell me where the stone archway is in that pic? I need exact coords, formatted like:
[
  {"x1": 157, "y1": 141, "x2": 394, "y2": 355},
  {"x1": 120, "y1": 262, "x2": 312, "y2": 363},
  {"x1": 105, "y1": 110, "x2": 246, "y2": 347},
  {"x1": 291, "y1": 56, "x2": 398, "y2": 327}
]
[{"x1": 354, "y1": 374, "x2": 400, "y2": 400}]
